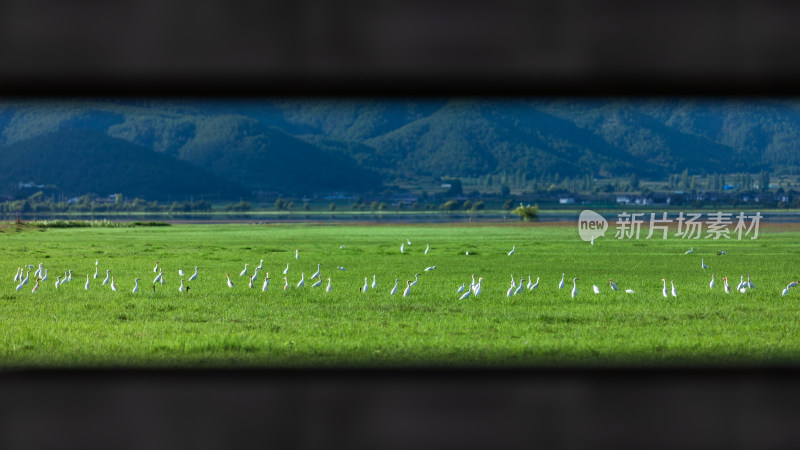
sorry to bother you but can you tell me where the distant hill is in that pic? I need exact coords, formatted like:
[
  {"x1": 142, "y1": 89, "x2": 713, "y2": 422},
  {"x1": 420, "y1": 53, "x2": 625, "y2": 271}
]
[
  {"x1": 1, "y1": 99, "x2": 800, "y2": 198},
  {"x1": 0, "y1": 130, "x2": 245, "y2": 200}
]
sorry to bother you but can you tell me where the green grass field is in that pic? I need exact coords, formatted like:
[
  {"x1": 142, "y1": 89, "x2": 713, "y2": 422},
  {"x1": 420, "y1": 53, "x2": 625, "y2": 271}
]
[{"x1": 1, "y1": 222, "x2": 799, "y2": 367}]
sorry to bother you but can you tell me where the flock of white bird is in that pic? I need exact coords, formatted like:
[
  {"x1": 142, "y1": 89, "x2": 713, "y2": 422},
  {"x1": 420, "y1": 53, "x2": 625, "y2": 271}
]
[{"x1": 9, "y1": 240, "x2": 800, "y2": 299}]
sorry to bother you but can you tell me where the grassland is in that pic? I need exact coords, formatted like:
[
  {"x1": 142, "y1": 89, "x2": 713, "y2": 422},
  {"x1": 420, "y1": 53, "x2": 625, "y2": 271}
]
[{"x1": 1, "y1": 221, "x2": 799, "y2": 367}]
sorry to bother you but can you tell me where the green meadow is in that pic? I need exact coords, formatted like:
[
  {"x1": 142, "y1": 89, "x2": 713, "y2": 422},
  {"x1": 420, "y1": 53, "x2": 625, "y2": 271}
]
[{"x1": 1, "y1": 222, "x2": 799, "y2": 367}]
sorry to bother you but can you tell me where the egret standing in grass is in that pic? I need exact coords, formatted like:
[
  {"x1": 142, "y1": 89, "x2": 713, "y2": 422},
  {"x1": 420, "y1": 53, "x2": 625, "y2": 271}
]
[
  {"x1": 609, "y1": 279, "x2": 619, "y2": 291},
  {"x1": 248, "y1": 275, "x2": 255, "y2": 289},
  {"x1": 530, "y1": 277, "x2": 539, "y2": 291},
  {"x1": 710, "y1": 274, "x2": 715, "y2": 290},
  {"x1": 403, "y1": 280, "x2": 412, "y2": 297},
  {"x1": 559, "y1": 273, "x2": 565, "y2": 289},
  {"x1": 372, "y1": 275, "x2": 377, "y2": 289},
  {"x1": 296, "y1": 249, "x2": 299, "y2": 260},
  {"x1": 239, "y1": 264, "x2": 248, "y2": 277},
  {"x1": 179, "y1": 279, "x2": 185, "y2": 292},
  {"x1": 362, "y1": 277, "x2": 369, "y2": 293},
  {"x1": 508, "y1": 245, "x2": 515, "y2": 256},
  {"x1": 390, "y1": 279, "x2": 399, "y2": 296},
  {"x1": 400, "y1": 243, "x2": 405, "y2": 254},
  {"x1": 671, "y1": 280, "x2": 677, "y2": 297},
  {"x1": 593, "y1": 284, "x2": 600, "y2": 295},
  {"x1": 132, "y1": 278, "x2": 139, "y2": 293},
  {"x1": 296, "y1": 273, "x2": 305, "y2": 288},
  {"x1": 85, "y1": 274, "x2": 90, "y2": 290},
  {"x1": 747, "y1": 274, "x2": 754, "y2": 289},
  {"x1": 311, "y1": 264, "x2": 321, "y2": 280},
  {"x1": 425, "y1": 244, "x2": 430, "y2": 254},
  {"x1": 685, "y1": 247, "x2": 694, "y2": 254},
  {"x1": 110, "y1": 277, "x2": 117, "y2": 292},
  {"x1": 93, "y1": 265, "x2": 98, "y2": 279},
  {"x1": 226, "y1": 273, "x2": 234, "y2": 288},
  {"x1": 311, "y1": 276, "x2": 322, "y2": 288},
  {"x1": 723, "y1": 277, "x2": 731, "y2": 294},
  {"x1": 153, "y1": 261, "x2": 159, "y2": 273},
  {"x1": 571, "y1": 278, "x2": 579, "y2": 298},
  {"x1": 326, "y1": 278, "x2": 332, "y2": 292},
  {"x1": 31, "y1": 278, "x2": 40, "y2": 293},
  {"x1": 41, "y1": 269, "x2": 47, "y2": 282},
  {"x1": 103, "y1": 270, "x2": 110, "y2": 286},
  {"x1": 189, "y1": 267, "x2": 198, "y2": 282},
  {"x1": 283, "y1": 263, "x2": 289, "y2": 275},
  {"x1": 282, "y1": 277, "x2": 289, "y2": 291},
  {"x1": 661, "y1": 279, "x2": 668, "y2": 298},
  {"x1": 702, "y1": 259, "x2": 709, "y2": 269},
  {"x1": 54, "y1": 276, "x2": 61, "y2": 289}
]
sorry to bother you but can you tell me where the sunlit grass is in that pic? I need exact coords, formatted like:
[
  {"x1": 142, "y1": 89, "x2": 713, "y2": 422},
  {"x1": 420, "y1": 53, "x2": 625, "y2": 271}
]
[{"x1": 1, "y1": 223, "x2": 799, "y2": 367}]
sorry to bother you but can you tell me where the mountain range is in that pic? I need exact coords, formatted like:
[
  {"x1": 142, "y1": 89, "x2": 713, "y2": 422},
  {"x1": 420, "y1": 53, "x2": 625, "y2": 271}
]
[{"x1": 0, "y1": 98, "x2": 798, "y2": 199}]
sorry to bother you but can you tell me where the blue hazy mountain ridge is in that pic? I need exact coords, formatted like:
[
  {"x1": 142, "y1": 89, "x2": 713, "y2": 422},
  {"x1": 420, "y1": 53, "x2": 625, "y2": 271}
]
[{"x1": 0, "y1": 99, "x2": 798, "y2": 197}]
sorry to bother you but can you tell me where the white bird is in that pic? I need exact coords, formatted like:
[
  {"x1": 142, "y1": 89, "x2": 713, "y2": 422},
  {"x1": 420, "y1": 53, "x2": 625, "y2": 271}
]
[
  {"x1": 465, "y1": 251, "x2": 469, "y2": 255},
  {"x1": 510, "y1": 274, "x2": 516, "y2": 290},
  {"x1": 424, "y1": 266, "x2": 436, "y2": 272},
  {"x1": 530, "y1": 277, "x2": 539, "y2": 291},
  {"x1": 362, "y1": 277, "x2": 369, "y2": 293},
  {"x1": 31, "y1": 278, "x2": 40, "y2": 293},
  {"x1": 625, "y1": 289, "x2": 636, "y2": 294},
  {"x1": 54, "y1": 276, "x2": 61, "y2": 289},
  {"x1": 469, "y1": 274, "x2": 477, "y2": 294},
  {"x1": 717, "y1": 250, "x2": 726, "y2": 255},
  {"x1": 326, "y1": 278, "x2": 332, "y2": 292},
  {"x1": 783, "y1": 286, "x2": 790, "y2": 297},
  {"x1": 425, "y1": 244, "x2": 430, "y2": 254},
  {"x1": 736, "y1": 276, "x2": 744, "y2": 292},
  {"x1": 661, "y1": 279, "x2": 668, "y2": 298},
  {"x1": 132, "y1": 278, "x2": 139, "y2": 293},
  {"x1": 103, "y1": 270, "x2": 110, "y2": 286},
  {"x1": 400, "y1": 243, "x2": 405, "y2": 254},
  {"x1": 739, "y1": 286, "x2": 748, "y2": 294},
  {"x1": 85, "y1": 274, "x2": 90, "y2": 290},
  {"x1": 559, "y1": 273, "x2": 565, "y2": 289},
  {"x1": 63, "y1": 271, "x2": 68, "y2": 283},
  {"x1": 41, "y1": 269, "x2": 47, "y2": 282},
  {"x1": 153, "y1": 261, "x2": 159, "y2": 273},
  {"x1": 67, "y1": 270, "x2": 73, "y2": 282},
  {"x1": 390, "y1": 279, "x2": 398, "y2": 295},
  {"x1": 179, "y1": 269, "x2": 185, "y2": 277},
  {"x1": 513, "y1": 277, "x2": 525, "y2": 295},
  {"x1": 93, "y1": 266, "x2": 98, "y2": 279},
  {"x1": 473, "y1": 278, "x2": 483, "y2": 296},
  {"x1": 747, "y1": 274, "x2": 754, "y2": 289},
  {"x1": 283, "y1": 277, "x2": 289, "y2": 291},
  {"x1": 240, "y1": 264, "x2": 248, "y2": 277},
  {"x1": 526, "y1": 276, "x2": 533, "y2": 290},
  {"x1": 457, "y1": 283, "x2": 465, "y2": 294},
  {"x1": 34, "y1": 263, "x2": 43, "y2": 278},
  {"x1": 20, "y1": 271, "x2": 29, "y2": 286},
  {"x1": 507, "y1": 245, "x2": 515, "y2": 256},
  {"x1": 296, "y1": 273, "x2": 305, "y2": 288},
  {"x1": 459, "y1": 287, "x2": 471, "y2": 300},
  {"x1": 179, "y1": 279, "x2": 185, "y2": 292},
  {"x1": 248, "y1": 275, "x2": 255, "y2": 289},
  {"x1": 189, "y1": 267, "x2": 198, "y2": 282},
  {"x1": 153, "y1": 270, "x2": 163, "y2": 284},
  {"x1": 593, "y1": 285, "x2": 600, "y2": 295},
  {"x1": 685, "y1": 247, "x2": 694, "y2": 254},
  {"x1": 710, "y1": 274, "x2": 715, "y2": 290},
  {"x1": 251, "y1": 268, "x2": 259, "y2": 283},
  {"x1": 407, "y1": 239, "x2": 412, "y2": 245},
  {"x1": 403, "y1": 280, "x2": 411, "y2": 297},
  {"x1": 110, "y1": 277, "x2": 117, "y2": 292},
  {"x1": 609, "y1": 279, "x2": 619, "y2": 291},
  {"x1": 372, "y1": 274, "x2": 377, "y2": 289},
  {"x1": 13, "y1": 267, "x2": 20, "y2": 283},
  {"x1": 507, "y1": 284, "x2": 514, "y2": 297},
  {"x1": 788, "y1": 281, "x2": 799, "y2": 289},
  {"x1": 226, "y1": 273, "x2": 234, "y2": 288},
  {"x1": 295, "y1": 249, "x2": 299, "y2": 259},
  {"x1": 311, "y1": 276, "x2": 322, "y2": 288},
  {"x1": 256, "y1": 259, "x2": 263, "y2": 271},
  {"x1": 311, "y1": 264, "x2": 321, "y2": 280},
  {"x1": 723, "y1": 277, "x2": 730, "y2": 294},
  {"x1": 96, "y1": 259, "x2": 99, "y2": 266},
  {"x1": 409, "y1": 273, "x2": 420, "y2": 287},
  {"x1": 701, "y1": 259, "x2": 709, "y2": 269},
  {"x1": 571, "y1": 278, "x2": 578, "y2": 298},
  {"x1": 671, "y1": 280, "x2": 677, "y2": 297},
  {"x1": 337, "y1": 267, "x2": 346, "y2": 271},
  {"x1": 283, "y1": 263, "x2": 290, "y2": 275},
  {"x1": 339, "y1": 245, "x2": 346, "y2": 249},
  {"x1": 262, "y1": 274, "x2": 270, "y2": 292}
]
